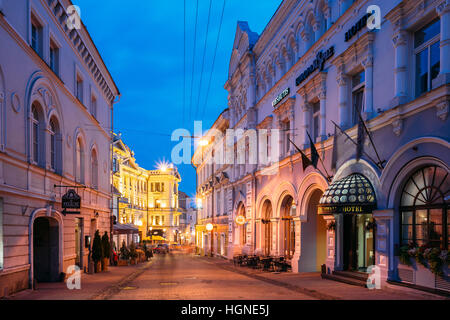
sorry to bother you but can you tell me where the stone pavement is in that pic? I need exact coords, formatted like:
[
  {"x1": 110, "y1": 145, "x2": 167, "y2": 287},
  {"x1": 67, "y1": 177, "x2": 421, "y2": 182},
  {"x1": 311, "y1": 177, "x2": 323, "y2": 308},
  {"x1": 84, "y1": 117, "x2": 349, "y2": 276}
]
[
  {"x1": 205, "y1": 256, "x2": 449, "y2": 300},
  {"x1": 4, "y1": 253, "x2": 449, "y2": 300},
  {"x1": 5, "y1": 260, "x2": 154, "y2": 300}
]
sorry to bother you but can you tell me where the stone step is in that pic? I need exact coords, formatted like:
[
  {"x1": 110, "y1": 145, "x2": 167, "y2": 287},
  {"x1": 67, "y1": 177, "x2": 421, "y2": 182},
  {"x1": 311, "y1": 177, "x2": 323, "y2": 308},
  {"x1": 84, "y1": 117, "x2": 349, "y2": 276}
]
[
  {"x1": 332, "y1": 270, "x2": 369, "y2": 281},
  {"x1": 321, "y1": 273, "x2": 368, "y2": 288}
]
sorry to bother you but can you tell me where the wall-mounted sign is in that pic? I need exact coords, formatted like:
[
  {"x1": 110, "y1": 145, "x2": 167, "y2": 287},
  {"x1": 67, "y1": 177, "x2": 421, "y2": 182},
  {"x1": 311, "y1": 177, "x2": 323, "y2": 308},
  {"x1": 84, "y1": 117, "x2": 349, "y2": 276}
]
[
  {"x1": 295, "y1": 46, "x2": 334, "y2": 86},
  {"x1": 318, "y1": 204, "x2": 376, "y2": 215},
  {"x1": 62, "y1": 189, "x2": 81, "y2": 209},
  {"x1": 235, "y1": 215, "x2": 246, "y2": 225},
  {"x1": 345, "y1": 13, "x2": 372, "y2": 42},
  {"x1": 272, "y1": 88, "x2": 290, "y2": 107}
]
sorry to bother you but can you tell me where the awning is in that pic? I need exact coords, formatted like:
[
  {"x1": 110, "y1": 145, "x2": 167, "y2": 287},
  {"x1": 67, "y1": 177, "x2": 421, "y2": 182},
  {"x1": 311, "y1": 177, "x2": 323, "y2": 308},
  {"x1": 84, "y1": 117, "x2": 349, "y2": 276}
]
[
  {"x1": 318, "y1": 173, "x2": 376, "y2": 215},
  {"x1": 113, "y1": 223, "x2": 139, "y2": 235}
]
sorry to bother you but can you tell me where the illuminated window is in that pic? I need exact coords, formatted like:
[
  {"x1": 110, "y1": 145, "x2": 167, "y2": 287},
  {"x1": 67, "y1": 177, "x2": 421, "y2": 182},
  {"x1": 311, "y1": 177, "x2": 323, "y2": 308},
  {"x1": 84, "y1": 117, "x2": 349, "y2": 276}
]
[{"x1": 400, "y1": 166, "x2": 449, "y2": 249}]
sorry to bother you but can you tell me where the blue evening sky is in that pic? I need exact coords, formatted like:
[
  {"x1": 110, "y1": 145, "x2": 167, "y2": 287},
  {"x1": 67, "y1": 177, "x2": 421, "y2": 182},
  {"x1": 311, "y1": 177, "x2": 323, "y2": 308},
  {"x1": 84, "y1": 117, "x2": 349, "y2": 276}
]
[{"x1": 73, "y1": 0, "x2": 281, "y2": 197}]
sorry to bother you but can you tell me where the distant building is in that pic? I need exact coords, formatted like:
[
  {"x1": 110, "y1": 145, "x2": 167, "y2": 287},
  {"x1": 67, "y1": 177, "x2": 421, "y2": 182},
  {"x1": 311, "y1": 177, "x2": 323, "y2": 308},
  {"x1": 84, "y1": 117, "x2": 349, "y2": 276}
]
[
  {"x1": 178, "y1": 191, "x2": 197, "y2": 245},
  {"x1": 0, "y1": 0, "x2": 119, "y2": 297},
  {"x1": 112, "y1": 134, "x2": 182, "y2": 246}
]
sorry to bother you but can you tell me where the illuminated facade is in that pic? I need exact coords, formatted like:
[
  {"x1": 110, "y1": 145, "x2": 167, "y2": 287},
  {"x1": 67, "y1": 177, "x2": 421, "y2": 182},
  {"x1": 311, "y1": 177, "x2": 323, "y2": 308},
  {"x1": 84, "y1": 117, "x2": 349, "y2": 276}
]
[
  {"x1": 112, "y1": 134, "x2": 182, "y2": 244},
  {"x1": 195, "y1": 0, "x2": 449, "y2": 293}
]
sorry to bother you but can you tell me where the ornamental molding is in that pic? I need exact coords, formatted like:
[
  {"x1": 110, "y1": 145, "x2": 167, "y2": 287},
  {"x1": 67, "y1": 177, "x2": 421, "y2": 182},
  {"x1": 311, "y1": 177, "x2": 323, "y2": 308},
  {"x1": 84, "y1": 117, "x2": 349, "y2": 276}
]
[
  {"x1": 391, "y1": 116, "x2": 403, "y2": 136},
  {"x1": 435, "y1": 99, "x2": 449, "y2": 121}
]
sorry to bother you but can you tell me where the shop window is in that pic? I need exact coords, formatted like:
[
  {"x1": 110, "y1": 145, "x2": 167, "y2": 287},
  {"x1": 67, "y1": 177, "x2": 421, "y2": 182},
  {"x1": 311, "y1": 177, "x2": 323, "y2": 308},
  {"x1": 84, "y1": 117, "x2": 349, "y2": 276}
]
[
  {"x1": 351, "y1": 70, "x2": 365, "y2": 126},
  {"x1": 400, "y1": 166, "x2": 449, "y2": 249},
  {"x1": 414, "y1": 19, "x2": 440, "y2": 97}
]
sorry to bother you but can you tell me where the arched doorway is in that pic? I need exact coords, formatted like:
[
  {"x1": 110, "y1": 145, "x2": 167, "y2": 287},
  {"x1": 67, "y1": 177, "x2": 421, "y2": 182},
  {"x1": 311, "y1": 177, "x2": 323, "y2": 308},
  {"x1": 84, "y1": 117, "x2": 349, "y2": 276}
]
[
  {"x1": 33, "y1": 217, "x2": 60, "y2": 282},
  {"x1": 261, "y1": 200, "x2": 273, "y2": 256},
  {"x1": 280, "y1": 195, "x2": 295, "y2": 259},
  {"x1": 301, "y1": 189, "x2": 327, "y2": 272}
]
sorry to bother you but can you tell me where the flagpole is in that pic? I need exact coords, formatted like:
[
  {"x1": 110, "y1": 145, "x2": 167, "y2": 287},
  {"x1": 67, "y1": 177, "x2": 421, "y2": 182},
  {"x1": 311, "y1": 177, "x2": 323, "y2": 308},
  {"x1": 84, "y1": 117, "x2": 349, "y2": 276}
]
[
  {"x1": 331, "y1": 120, "x2": 381, "y2": 168},
  {"x1": 306, "y1": 131, "x2": 332, "y2": 182},
  {"x1": 287, "y1": 137, "x2": 331, "y2": 181},
  {"x1": 358, "y1": 112, "x2": 385, "y2": 168}
]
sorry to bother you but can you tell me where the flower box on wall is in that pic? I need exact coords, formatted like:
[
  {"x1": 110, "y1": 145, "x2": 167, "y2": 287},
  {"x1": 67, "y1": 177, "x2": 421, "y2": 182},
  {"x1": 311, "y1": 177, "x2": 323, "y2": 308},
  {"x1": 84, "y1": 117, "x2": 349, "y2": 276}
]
[{"x1": 397, "y1": 257, "x2": 450, "y2": 292}]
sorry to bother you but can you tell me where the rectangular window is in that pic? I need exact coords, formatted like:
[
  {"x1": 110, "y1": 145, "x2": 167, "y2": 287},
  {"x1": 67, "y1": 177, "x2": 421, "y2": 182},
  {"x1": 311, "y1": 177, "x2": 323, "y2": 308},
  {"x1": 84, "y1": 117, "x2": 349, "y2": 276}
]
[
  {"x1": 414, "y1": 19, "x2": 440, "y2": 97},
  {"x1": 312, "y1": 102, "x2": 320, "y2": 142},
  {"x1": 161, "y1": 183, "x2": 164, "y2": 192},
  {"x1": 76, "y1": 75, "x2": 83, "y2": 103},
  {"x1": 31, "y1": 17, "x2": 43, "y2": 57},
  {"x1": 161, "y1": 216, "x2": 165, "y2": 226},
  {"x1": 155, "y1": 183, "x2": 160, "y2": 192},
  {"x1": 155, "y1": 216, "x2": 160, "y2": 226},
  {"x1": 50, "y1": 132, "x2": 55, "y2": 169},
  {"x1": 91, "y1": 96, "x2": 97, "y2": 119},
  {"x1": 351, "y1": 71, "x2": 365, "y2": 126},
  {"x1": 50, "y1": 40, "x2": 59, "y2": 75}
]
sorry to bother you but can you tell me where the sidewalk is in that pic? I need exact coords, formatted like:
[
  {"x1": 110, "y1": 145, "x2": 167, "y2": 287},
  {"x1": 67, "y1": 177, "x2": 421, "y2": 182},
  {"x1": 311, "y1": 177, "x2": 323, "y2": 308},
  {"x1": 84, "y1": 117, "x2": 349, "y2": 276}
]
[
  {"x1": 205, "y1": 257, "x2": 449, "y2": 300},
  {"x1": 5, "y1": 261, "x2": 153, "y2": 300}
]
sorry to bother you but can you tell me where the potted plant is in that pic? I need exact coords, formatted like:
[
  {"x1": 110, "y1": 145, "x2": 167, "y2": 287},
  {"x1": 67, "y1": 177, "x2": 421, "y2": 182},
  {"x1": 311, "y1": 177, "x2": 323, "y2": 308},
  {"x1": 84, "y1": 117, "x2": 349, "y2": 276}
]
[
  {"x1": 91, "y1": 230, "x2": 103, "y2": 273},
  {"x1": 129, "y1": 241, "x2": 138, "y2": 265},
  {"x1": 118, "y1": 241, "x2": 130, "y2": 266},
  {"x1": 101, "y1": 232, "x2": 111, "y2": 271}
]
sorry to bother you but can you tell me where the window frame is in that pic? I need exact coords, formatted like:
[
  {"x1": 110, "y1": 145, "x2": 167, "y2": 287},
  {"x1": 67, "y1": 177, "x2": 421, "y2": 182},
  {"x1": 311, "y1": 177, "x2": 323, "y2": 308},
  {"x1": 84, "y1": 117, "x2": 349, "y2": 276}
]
[
  {"x1": 414, "y1": 21, "x2": 440, "y2": 97},
  {"x1": 351, "y1": 71, "x2": 365, "y2": 127}
]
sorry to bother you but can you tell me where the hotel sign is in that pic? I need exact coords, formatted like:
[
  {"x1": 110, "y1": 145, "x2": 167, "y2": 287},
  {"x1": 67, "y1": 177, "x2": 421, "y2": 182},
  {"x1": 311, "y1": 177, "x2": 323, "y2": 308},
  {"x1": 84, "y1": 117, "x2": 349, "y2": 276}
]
[
  {"x1": 272, "y1": 88, "x2": 290, "y2": 107},
  {"x1": 62, "y1": 189, "x2": 81, "y2": 209},
  {"x1": 318, "y1": 204, "x2": 376, "y2": 215},
  {"x1": 345, "y1": 12, "x2": 372, "y2": 42},
  {"x1": 295, "y1": 46, "x2": 334, "y2": 86}
]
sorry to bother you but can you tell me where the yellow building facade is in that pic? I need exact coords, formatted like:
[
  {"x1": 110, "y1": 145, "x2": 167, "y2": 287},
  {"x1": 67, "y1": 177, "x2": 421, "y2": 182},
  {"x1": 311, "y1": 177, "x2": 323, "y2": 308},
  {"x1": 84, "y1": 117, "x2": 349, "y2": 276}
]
[{"x1": 112, "y1": 134, "x2": 182, "y2": 244}]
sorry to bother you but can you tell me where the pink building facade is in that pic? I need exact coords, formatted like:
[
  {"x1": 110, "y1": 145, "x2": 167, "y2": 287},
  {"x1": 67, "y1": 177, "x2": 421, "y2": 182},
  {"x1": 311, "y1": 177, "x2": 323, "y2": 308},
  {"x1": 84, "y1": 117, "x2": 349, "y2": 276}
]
[{"x1": 0, "y1": 0, "x2": 119, "y2": 297}]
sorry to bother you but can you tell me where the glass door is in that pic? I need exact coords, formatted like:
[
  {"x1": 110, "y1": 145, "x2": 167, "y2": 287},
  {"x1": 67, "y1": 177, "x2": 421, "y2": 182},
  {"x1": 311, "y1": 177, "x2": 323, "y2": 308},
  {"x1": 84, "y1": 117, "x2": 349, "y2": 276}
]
[{"x1": 356, "y1": 214, "x2": 374, "y2": 272}]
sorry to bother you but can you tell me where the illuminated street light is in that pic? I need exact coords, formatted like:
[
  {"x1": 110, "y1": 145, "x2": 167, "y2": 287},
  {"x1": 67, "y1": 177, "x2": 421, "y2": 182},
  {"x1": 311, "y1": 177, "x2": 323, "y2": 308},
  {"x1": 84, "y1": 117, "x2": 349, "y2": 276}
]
[
  {"x1": 206, "y1": 223, "x2": 213, "y2": 231},
  {"x1": 198, "y1": 139, "x2": 209, "y2": 147}
]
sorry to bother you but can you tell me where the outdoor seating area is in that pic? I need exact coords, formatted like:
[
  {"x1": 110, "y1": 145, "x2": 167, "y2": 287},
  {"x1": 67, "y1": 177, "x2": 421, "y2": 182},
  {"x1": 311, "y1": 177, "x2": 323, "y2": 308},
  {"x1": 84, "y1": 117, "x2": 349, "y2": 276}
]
[{"x1": 233, "y1": 255, "x2": 291, "y2": 273}]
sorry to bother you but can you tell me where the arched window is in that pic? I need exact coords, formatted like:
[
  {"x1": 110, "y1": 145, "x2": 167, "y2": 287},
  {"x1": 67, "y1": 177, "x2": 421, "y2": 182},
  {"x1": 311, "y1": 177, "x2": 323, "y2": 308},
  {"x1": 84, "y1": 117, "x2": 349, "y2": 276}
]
[
  {"x1": 262, "y1": 200, "x2": 273, "y2": 256},
  {"x1": 75, "y1": 138, "x2": 85, "y2": 184},
  {"x1": 91, "y1": 149, "x2": 98, "y2": 189},
  {"x1": 400, "y1": 166, "x2": 449, "y2": 249},
  {"x1": 31, "y1": 103, "x2": 45, "y2": 167},
  {"x1": 49, "y1": 117, "x2": 62, "y2": 174}
]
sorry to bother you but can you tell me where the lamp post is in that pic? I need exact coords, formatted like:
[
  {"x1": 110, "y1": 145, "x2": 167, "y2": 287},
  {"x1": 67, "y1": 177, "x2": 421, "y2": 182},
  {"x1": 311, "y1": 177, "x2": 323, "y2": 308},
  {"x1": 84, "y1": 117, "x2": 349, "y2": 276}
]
[{"x1": 206, "y1": 223, "x2": 214, "y2": 257}]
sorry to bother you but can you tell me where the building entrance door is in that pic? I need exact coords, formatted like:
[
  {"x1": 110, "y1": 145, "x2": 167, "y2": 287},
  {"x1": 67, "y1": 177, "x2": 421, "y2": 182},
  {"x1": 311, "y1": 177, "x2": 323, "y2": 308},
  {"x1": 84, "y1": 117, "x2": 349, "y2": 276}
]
[
  {"x1": 33, "y1": 217, "x2": 59, "y2": 282},
  {"x1": 343, "y1": 214, "x2": 374, "y2": 272}
]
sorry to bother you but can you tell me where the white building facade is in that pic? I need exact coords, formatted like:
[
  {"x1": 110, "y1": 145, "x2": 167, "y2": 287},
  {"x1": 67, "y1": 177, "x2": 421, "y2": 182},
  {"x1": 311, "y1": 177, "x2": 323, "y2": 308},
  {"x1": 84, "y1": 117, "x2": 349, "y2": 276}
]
[
  {"x1": 0, "y1": 0, "x2": 119, "y2": 297},
  {"x1": 195, "y1": 0, "x2": 449, "y2": 293}
]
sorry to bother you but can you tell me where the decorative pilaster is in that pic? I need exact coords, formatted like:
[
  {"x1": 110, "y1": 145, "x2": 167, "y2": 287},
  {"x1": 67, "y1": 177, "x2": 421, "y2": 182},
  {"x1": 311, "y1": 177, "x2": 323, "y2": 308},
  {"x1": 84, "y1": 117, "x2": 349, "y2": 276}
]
[
  {"x1": 390, "y1": 31, "x2": 408, "y2": 107},
  {"x1": 362, "y1": 56, "x2": 374, "y2": 118},
  {"x1": 336, "y1": 72, "x2": 349, "y2": 129}
]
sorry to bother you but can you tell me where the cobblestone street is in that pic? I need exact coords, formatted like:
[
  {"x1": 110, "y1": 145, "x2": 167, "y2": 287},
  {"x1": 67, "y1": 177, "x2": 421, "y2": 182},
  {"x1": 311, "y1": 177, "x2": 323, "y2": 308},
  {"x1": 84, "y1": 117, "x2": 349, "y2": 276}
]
[{"x1": 7, "y1": 253, "x2": 447, "y2": 300}]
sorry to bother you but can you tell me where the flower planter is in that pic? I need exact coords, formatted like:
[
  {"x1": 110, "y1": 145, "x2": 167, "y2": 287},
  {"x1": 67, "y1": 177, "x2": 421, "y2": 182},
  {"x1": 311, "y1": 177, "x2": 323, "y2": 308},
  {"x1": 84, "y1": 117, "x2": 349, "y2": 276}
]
[
  {"x1": 102, "y1": 258, "x2": 109, "y2": 271},
  {"x1": 118, "y1": 259, "x2": 129, "y2": 266},
  {"x1": 94, "y1": 261, "x2": 102, "y2": 273}
]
